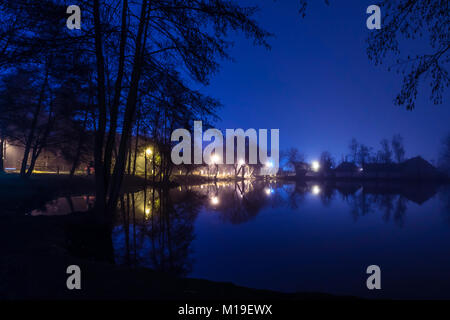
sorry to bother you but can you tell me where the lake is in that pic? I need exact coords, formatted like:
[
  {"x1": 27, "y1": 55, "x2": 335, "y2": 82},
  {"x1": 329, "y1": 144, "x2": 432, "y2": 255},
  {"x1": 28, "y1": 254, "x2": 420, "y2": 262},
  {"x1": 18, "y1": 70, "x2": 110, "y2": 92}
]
[{"x1": 31, "y1": 180, "x2": 450, "y2": 299}]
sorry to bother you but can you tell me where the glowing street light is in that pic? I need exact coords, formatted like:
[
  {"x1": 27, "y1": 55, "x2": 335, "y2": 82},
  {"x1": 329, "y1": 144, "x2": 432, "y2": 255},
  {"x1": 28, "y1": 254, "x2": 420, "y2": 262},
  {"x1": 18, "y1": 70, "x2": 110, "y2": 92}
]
[
  {"x1": 311, "y1": 161, "x2": 320, "y2": 172},
  {"x1": 144, "y1": 147, "x2": 153, "y2": 183},
  {"x1": 211, "y1": 154, "x2": 220, "y2": 164},
  {"x1": 265, "y1": 187, "x2": 273, "y2": 195},
  {"x1": 211, "y1": 196, "x2": 219, "y2": 205},
  {"x1": 312, "y1": 185, "x2": 321, "y2": 195},
  {"x1": 265, "y1": 161, "x2": 274, "y2": 168}
]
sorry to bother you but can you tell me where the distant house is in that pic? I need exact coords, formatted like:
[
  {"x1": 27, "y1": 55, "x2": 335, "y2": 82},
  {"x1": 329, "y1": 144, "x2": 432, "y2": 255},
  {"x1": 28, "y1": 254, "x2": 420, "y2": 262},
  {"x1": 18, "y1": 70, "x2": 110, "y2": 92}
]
[
  {"x1": 334, "y1": 162, "x2": 360, "y2": 178},
  {"x1": 400, "y1": 156, "x2": 440, "y2": 179},
  {"x1": 363, "y1": 162, "x2": 401, "y2": 179},
  {"x1": 363, "y1": 156, "x2": 440, "y2": 180},
  {"x1": 292, "y1": 156, "x2": 441, "y2": 180},
  {"x1": 331, "y1": 156, "x2": 441, "y2": 180}
]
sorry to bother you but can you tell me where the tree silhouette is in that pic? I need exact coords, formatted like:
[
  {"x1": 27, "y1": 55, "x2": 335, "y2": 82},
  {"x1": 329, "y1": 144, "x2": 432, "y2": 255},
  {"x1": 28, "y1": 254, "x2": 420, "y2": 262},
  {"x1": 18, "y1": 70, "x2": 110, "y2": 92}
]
[
  {"x1": 320, "y1": 151, "x2": 335, "y2": 171},
  {"x1": 391, "y1": 134, "x2": 406, "y2": 163},
  {"x1": 367, "y1": 0, "x2": 449, "y2": 110},
  {"x1": 348, "y1": 138, "x2": 359, "y2": 163},
  {"x1": 378, "y1": 138, "x2": 393, "y2": 164},
  {"x1": 357, "y1": 144, "x2": 372, "y2": 166},
  {"x1": 438, "y1": 133, "x2": 450, "y2": 175},
  {"x1": 1, "y1": 0, "x2": 271, "y2": 217}
]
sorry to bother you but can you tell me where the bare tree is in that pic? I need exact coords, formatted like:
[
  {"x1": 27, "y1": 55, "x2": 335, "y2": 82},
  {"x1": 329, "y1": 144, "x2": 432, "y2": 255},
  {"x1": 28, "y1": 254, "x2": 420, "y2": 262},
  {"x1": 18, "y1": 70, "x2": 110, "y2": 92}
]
[
  {"x1": 283, "y1": 147, "x2": 305, "y2": 170},
  {"x1": 438, "y1": 133, "x2": 450, "y2": 175},
  {"x1": 391, "y1": 134, "x2": 405, "y2": 163},
  {"x1": 357, "y1": 144, "x2": 372, "y2": 166},
  {"x1": 367, "y1": 0, "x2": 449, "y2": 110},
  {"x1": 378, "y1": 138, "x2": 393, "y2": 164},
  {"x1": 349, "y1": 138, "x2": 359, "y2": 163},
  {"x1": 320, "y1": 151, "x2": 335, "y2": 171}
]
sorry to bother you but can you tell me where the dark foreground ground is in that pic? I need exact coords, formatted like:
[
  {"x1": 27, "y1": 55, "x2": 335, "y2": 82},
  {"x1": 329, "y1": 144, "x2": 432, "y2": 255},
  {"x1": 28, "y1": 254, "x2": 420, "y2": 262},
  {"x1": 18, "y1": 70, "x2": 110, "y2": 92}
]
[{"x1": 0, "y1": 174, "x2": 350, "y2": 300}]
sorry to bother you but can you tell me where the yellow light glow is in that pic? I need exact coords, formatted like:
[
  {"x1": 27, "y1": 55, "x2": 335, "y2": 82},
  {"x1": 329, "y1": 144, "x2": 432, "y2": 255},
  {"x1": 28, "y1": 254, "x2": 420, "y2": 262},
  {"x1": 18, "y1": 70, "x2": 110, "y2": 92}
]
[
  {"x1": 145, "y1": 208, "x2": 151, "y2": 215},
  {"x1": 311, "y1": 161, "x2": 320, "y2": 172},
  {"x1": 146, "y1": 148, "x2": 152, "y2": 156},
  {"x1": 312, "y1": 185, "x2": 321, "y2": 195},
  {"x1": 211, "y1": 196, "x2": 219, "y2": 205},
  {"x1": 265, "y1": 188, "x2": 272, "y2": 195},
  {"x1": 211, "y1": 154, "x2": 220, "y2": 164}
]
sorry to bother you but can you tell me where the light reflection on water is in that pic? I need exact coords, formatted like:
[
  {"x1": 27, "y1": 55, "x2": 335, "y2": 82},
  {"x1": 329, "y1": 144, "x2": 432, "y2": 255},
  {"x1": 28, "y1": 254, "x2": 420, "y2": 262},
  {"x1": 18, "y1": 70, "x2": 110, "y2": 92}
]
[
  {"x1": 30, "y1": 195, "x2": 95, "y2": 216},
  {"x1": 30, "y1": 181, "x2": 450, "y2": 298}
]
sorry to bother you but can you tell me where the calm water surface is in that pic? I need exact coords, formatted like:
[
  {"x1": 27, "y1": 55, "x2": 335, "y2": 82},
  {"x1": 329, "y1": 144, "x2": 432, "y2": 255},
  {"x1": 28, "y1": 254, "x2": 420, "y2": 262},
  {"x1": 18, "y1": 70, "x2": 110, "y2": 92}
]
[{"x1": 32, "y1": 181, "x2": 450, "y2": 299}]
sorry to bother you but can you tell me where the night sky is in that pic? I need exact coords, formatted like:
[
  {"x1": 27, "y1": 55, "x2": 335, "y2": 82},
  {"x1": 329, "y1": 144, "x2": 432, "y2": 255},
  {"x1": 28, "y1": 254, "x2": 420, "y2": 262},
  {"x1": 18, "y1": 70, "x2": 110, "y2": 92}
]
[{"x1": 202, "y1": 0, "x2": 449, "y2": 163}]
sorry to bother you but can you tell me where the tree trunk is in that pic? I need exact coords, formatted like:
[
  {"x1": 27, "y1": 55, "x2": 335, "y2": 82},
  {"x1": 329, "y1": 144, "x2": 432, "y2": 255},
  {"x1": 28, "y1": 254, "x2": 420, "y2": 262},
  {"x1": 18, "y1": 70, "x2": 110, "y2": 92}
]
[
  {"x1": 132, "y1": 118, "x2": 140, "y2": 176},
  {"x1": 69, "y1": 141, "x2": 82, "y2": 179},
  {"x1": 26, "y1": 147, "x2": 40, "y2": 177},
  {"x1": 20, "y1": 63, "x2": 49, "y2": 177},
  {"x1": 103, "y1": 0, "x2": 129, "y2": 189},
  {"x1": 0, "y1": 136, "x2": 4, "y2": 174},
  {"x1": 70, "y1": 102, "x2": 90, "y2": 179},
  {"x1": 127, "y1": 135, "x2": 132, "y2": 175},
  {"x1": 93, "y1": 0, "x2": 108, "y2": 216},
  {"x1": 25, "y1": 94, "x2": 54, "y2": 177},
  {"x1": 106, "y1": 0, "x2": 149, "y2": 212}
]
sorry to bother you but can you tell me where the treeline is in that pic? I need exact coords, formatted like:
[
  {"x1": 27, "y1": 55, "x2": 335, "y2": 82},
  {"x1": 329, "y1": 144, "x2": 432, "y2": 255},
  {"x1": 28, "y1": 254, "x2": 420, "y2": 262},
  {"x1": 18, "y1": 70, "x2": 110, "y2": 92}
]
[
  {"x1": 346, "y1": 135, "x2": 405, "y2": 166},
  {"x1": 281, "y1": 135, "x2": 406, "y2": 172},
  {"x1": 283, "y1": 133, "x2": 450, "y2": 173},
  {"x1": 0, "y1": 0, "x2": 271, "y2": 216}
]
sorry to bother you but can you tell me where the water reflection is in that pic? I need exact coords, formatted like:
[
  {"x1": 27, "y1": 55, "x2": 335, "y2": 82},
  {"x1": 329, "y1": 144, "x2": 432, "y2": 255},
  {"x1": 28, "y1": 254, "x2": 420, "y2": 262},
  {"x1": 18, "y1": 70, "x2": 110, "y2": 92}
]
[
  {"x1": 31, "y1": 195, "x2": 95, "y2": 216},
  {"x1": 111, "y1": 181, "x2": 447, "y2": 273},
  {"x1": 29, "y1": 180, "x2": 450, "y2": 298},
  {"x1": 439, "y1": 184, "x2": 450, "y2": 225},
  {"x1": 113, "y1": 188, "x2": 202, "y2": 276}
]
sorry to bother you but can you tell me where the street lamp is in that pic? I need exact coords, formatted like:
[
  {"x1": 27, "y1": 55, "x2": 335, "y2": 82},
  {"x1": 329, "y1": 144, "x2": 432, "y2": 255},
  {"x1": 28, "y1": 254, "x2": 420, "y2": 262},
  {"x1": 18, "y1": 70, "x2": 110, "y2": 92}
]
[
  {"x1": 145, "y1": 147, "x2": 152, "y2": 184},
  {"x1": 210, "y1": 154, "x2": 220, "y2": 180},
  {"x1": 311, "y1": 161, "x2": 320, "y2": 172},
  {"x1": 211, "y1": 154, "x2": 219, "y2": 164}
]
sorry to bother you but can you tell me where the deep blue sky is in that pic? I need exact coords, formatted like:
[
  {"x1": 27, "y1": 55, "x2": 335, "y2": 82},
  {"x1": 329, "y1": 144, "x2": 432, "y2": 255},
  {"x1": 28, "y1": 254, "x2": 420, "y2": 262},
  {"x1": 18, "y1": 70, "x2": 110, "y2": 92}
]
[{"x1": 202, "y1": 0, "x2": 449, "y2": 163}]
